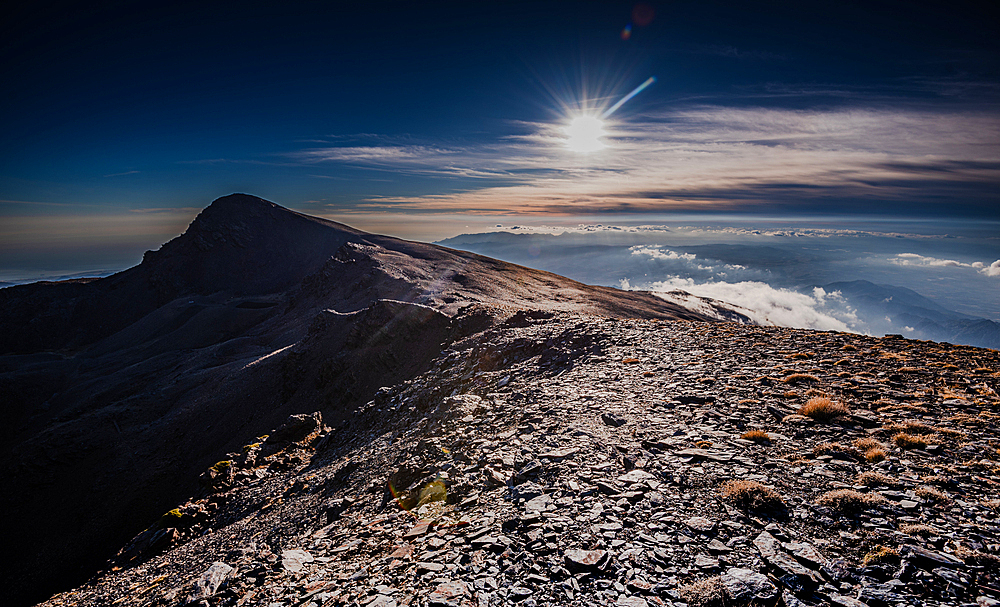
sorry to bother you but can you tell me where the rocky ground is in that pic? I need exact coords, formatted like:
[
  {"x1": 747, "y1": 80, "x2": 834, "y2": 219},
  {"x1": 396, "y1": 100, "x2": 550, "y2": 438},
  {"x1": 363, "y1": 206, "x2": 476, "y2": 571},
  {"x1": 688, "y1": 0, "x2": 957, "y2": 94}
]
[{"x1": 40, "y1": 312, "x2": 1000, "y2": 607}]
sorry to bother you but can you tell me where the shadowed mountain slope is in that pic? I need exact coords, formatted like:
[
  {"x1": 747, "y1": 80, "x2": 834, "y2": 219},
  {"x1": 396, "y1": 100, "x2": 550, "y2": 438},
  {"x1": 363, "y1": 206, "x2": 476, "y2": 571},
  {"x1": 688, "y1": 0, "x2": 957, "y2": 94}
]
[{"x1": 0, "y1": 194, "x2": 726, "y2": 606}]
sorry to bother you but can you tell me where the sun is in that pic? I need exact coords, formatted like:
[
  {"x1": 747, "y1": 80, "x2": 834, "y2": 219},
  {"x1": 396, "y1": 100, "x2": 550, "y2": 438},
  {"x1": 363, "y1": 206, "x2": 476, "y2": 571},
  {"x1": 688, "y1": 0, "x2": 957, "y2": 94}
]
[{"x1": 564, "y1": 115, "x2": 606, "y2": 153}]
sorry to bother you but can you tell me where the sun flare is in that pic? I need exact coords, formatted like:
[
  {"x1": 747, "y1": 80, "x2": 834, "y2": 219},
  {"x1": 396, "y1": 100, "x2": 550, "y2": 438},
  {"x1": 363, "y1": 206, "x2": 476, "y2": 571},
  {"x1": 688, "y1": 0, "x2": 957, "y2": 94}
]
[{"x1": 564, "y1": 115, "x2": 606, "y2": 153}]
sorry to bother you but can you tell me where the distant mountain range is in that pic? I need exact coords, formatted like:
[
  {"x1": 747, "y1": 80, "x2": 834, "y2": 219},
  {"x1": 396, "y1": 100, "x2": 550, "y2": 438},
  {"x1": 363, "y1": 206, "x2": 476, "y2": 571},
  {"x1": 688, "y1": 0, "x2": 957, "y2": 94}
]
[
  {"x1": 819, "y1": 280, "x2": 1000, "y2": 349},
  {"x1": 437, "y1": 232, "x2": 1000, "y2": 350}
]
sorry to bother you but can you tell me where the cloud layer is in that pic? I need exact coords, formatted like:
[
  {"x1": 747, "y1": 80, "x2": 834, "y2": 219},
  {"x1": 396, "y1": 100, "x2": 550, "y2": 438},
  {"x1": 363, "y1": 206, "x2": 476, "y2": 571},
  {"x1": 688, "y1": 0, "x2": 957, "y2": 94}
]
[{"x1": 295, "y1": 104, "x2": 1000, "y2": 217}]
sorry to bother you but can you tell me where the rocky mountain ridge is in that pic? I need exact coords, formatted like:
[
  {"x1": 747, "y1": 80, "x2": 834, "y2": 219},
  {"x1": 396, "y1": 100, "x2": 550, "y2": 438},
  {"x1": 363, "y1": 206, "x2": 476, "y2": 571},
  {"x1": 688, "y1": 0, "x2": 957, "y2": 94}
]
[
  {"x1": 1, "y1": 194, "x2": 734, "y2": 606},
  {"x1": 36, "y1": 312, "x2": 1000, "y2": 607}
]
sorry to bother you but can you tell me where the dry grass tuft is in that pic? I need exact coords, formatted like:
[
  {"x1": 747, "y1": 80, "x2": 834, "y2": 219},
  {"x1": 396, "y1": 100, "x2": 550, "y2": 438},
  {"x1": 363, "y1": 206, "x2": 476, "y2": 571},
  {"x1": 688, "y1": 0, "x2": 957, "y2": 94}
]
[
  {"x1": 862, "y1": 545, "x2": 900, "y2": 567},
  {"x1": 852, "y1": 437, "x2": 889, "y2": 463},
  {"x1": 857, "y1": 471, "x2": 897, "y2": 487},
  {"x1": 933, "y1": 426, "x2": 966, "y2": 439},
  {"x1": 695, "y1": 440, "x2": 713, "y2": 448},
  {"x1": 740, "y1": 430, "x2": 771, "y2": 444},
  {"x1": 841, "y1": 344, "x2": 857, "y2": 351},
  {"x1": 899, "y1": 523, "x2": 937, "y2": 537},
  {"x1": 783, "y1": 373, "x2": 820, "y2": 385},
  {"x1": 677, "y1": 576, "x2": 727, "y2": 607},
  {"x1": 892, "y1": 432, "x2": 928, "y2": 450},
  {"x1": 797, "y1": 396, "x2": 850, "y2": 421},
  {"x1": 720, "y1": 480, "x2": 785, "y2": 511},
  {"x1": 862, "y1": 448, "x2": 888, "y2": 462},
  {"x1": 915, "y1": 486, "x2": 950, "y2": 504},
  {"x1": 812, "y1": 442, "x2": 861, "y2": 460},
  {"x1": 956, "y1": 545, "x2": 1000, "y2": 570},
  {"x1": 621, "y1": 357, "x2": 641, "y2": 364},
  {"x1": 816, "y1": 489, "x2": 886, "y2": 513},
  {"x1": 884, "y1": 421, "x2": 934, "y2": 435},
  {"x1": 787, "y1": 352, "x2": 813, "y2": 360}
]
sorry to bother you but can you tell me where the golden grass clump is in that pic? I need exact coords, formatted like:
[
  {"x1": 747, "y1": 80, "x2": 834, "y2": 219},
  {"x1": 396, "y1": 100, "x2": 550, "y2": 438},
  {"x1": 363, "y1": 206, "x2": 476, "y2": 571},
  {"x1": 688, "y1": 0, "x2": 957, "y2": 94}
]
[
  {"x1": 787, "y1": 352, "x2": 813, "y2": 360},
  {"x1": 863, "y1": 448, "x2": 888, "y2": 462},
  {"x1": 621, "y1": 357, "x2": 640, "y2": 364},
  {"x1": 783, "y1": 373, "x2": 820, "y2": 384},
  {"x1": 857, "y1": 471, "x2": 897, "y2": 487},
  {"x1": 797, "y1": 396, "x2": 850, "y2": 421},
  {"x1": 893, "y1": 432, "x2": 928, "y2": 450},
  {"x1": 740, "y1": 429, "x2": 771, "y2": 444},
  {"x1": 695, "y1": 440, "x2": 713, "y2": 448},
  {"x1": 915, "y1": 486, "x2": 950, "y2": 504},
  {"x1": 862, "y1": 545, "x2": 900, "y2": 567},
  {"x1": 841, "y1": 344, "x2": 857, "y2": 351},
  {"x1": 852, "y1": 437, "x2": 889, "y2": 463},
  {"x1": 956, "y1": 545, "x2": 1000, "y2": 570},
  {"x1": 816, "y1": 489, "x2": 886, "y2": 513},
  {"x1": 884, "y1": 421, "x2": 934, "y2": 435},
  {"x1": 677, "y1": 576, "x2": 727, "y2": 607},
  {"x1": 812, "y1": 442, "x2": 861, "y2": 460},
  {"x1": 933, "y1": 426, "x2": 966, "y2": 439},
  {"x1": 720, "y1": 480, "x2": 785, "y2": 511},
  {"x1": 899, "y1": 523, "x2": 937, "y2": 537}
]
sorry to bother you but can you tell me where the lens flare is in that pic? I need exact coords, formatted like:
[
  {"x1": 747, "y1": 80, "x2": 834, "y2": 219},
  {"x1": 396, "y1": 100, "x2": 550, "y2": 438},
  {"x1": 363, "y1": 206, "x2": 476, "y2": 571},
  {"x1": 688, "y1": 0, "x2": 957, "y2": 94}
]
[{"x1": 564, "y1": 115, "x2": 606, "y2": 153}]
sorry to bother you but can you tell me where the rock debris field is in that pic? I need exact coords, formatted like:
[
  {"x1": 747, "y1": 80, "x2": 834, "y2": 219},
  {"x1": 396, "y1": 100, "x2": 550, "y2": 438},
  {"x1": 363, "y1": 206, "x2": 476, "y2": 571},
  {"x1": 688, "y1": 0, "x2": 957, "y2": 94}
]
[{"x1": 42, "y1": 313, "x2": 1000, "y2": 607}]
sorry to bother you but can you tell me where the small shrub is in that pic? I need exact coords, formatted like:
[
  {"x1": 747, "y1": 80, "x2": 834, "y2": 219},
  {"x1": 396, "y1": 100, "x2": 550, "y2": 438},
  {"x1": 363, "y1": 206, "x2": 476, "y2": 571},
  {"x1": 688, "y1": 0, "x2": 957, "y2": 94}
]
[
  {"x1": 862, "y1": 545, "x2": 900, "y2": 567},
  {"x1": 899, "y1": 523, "x2": 936, "y2": 537},
  {"x1": 841, "y1": 344, "x2": 857, "y2": 351},
  {"x1": 857, "y1": 471, "x2": 896, "y2": 487},
  {"x1": 695, "y1": 440, "x2": 713, "y2": 448},
  {"x1": 783, "y1": 373, "x2": 820, "y2": 385},
  {"x1": 816, "y1": 489, "x2": 886, "y2": 513},
  {"x1": 893, "y1": 432, "x2": 927, "y2": 450},
  {"x1": 740, "y1": 430, "x2": 771, "y2": 444},
  {"x1": 798, "y1": 396, "x2": 850, "y2": 421},
  {"x1": 622, "y1": 357, "x2": 640, "y2": 364},
  {"x1": 677, "y1": 576, "x2": 727, "y2": 607},
  {"x1": 788, "y1": 352, "x2": 813, "y2": 360},
  {"x1": 720, "y1": 480, "x2": 785, "y2": 511},
  {"x1": 642, "y1": 371, "x2": 655, "y2": 377}
]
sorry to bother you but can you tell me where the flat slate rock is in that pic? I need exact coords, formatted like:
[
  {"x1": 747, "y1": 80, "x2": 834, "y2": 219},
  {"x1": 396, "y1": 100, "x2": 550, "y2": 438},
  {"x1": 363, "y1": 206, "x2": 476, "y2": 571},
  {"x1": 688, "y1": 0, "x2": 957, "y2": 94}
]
[
  {"x1": 280, "y1": 549, "x2": 313, "y2": 573},
  {"x1": 721, "y1": 567, "x2": 778, "y2": 603},
  {"x1": 564, "y1": 549, "x2": 608, "y2": 571},
  {"x1": 686, "y1": 516, "x2": 716, "y2": 533}
]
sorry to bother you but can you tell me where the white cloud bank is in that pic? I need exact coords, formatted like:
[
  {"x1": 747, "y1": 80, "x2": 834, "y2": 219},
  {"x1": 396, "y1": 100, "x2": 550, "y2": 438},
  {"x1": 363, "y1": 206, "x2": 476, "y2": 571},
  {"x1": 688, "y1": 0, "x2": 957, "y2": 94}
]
[
  {"x1": 889, "y1": 253, "x2": 1000, "y2": 277},
  {"x1": 622, "y1": 276, "x2": 860, "y2": 333}
]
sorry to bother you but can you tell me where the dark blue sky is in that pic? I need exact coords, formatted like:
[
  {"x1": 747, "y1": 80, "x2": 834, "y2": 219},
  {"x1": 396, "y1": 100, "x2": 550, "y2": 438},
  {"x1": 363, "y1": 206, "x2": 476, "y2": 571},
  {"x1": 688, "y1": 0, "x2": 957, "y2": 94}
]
[{"x1": 1, "y1": 0, "x2": 998, "y2": 277}]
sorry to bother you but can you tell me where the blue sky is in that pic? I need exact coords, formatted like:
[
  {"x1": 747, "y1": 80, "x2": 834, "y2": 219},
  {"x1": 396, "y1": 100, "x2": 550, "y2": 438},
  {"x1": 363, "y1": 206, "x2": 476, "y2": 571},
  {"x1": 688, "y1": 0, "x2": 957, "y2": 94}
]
[{"x1": 1, "y1": 0, "x2": 998, "y2": 279}]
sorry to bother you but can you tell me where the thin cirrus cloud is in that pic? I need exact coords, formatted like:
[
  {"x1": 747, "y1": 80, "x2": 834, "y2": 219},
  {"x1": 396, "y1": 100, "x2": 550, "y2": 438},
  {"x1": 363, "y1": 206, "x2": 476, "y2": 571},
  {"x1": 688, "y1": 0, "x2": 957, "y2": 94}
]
[
  {"x1": 290, "y1": 104, "x2": 1000, "y2": 217},
  {"x1": 889, "y1": 253, "x2": 1000, "y2": 277}
]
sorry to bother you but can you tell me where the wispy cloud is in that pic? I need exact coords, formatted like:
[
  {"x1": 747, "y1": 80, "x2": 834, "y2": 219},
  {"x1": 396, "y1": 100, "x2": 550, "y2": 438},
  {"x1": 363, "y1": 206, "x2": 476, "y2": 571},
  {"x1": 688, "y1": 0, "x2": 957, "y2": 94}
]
[
  {"x1": 289, "y1": 104, "x2": 1000, "y2": 216},
  {"x1": 103, "y1": 170, "x2": 140, "y2": 178}
]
